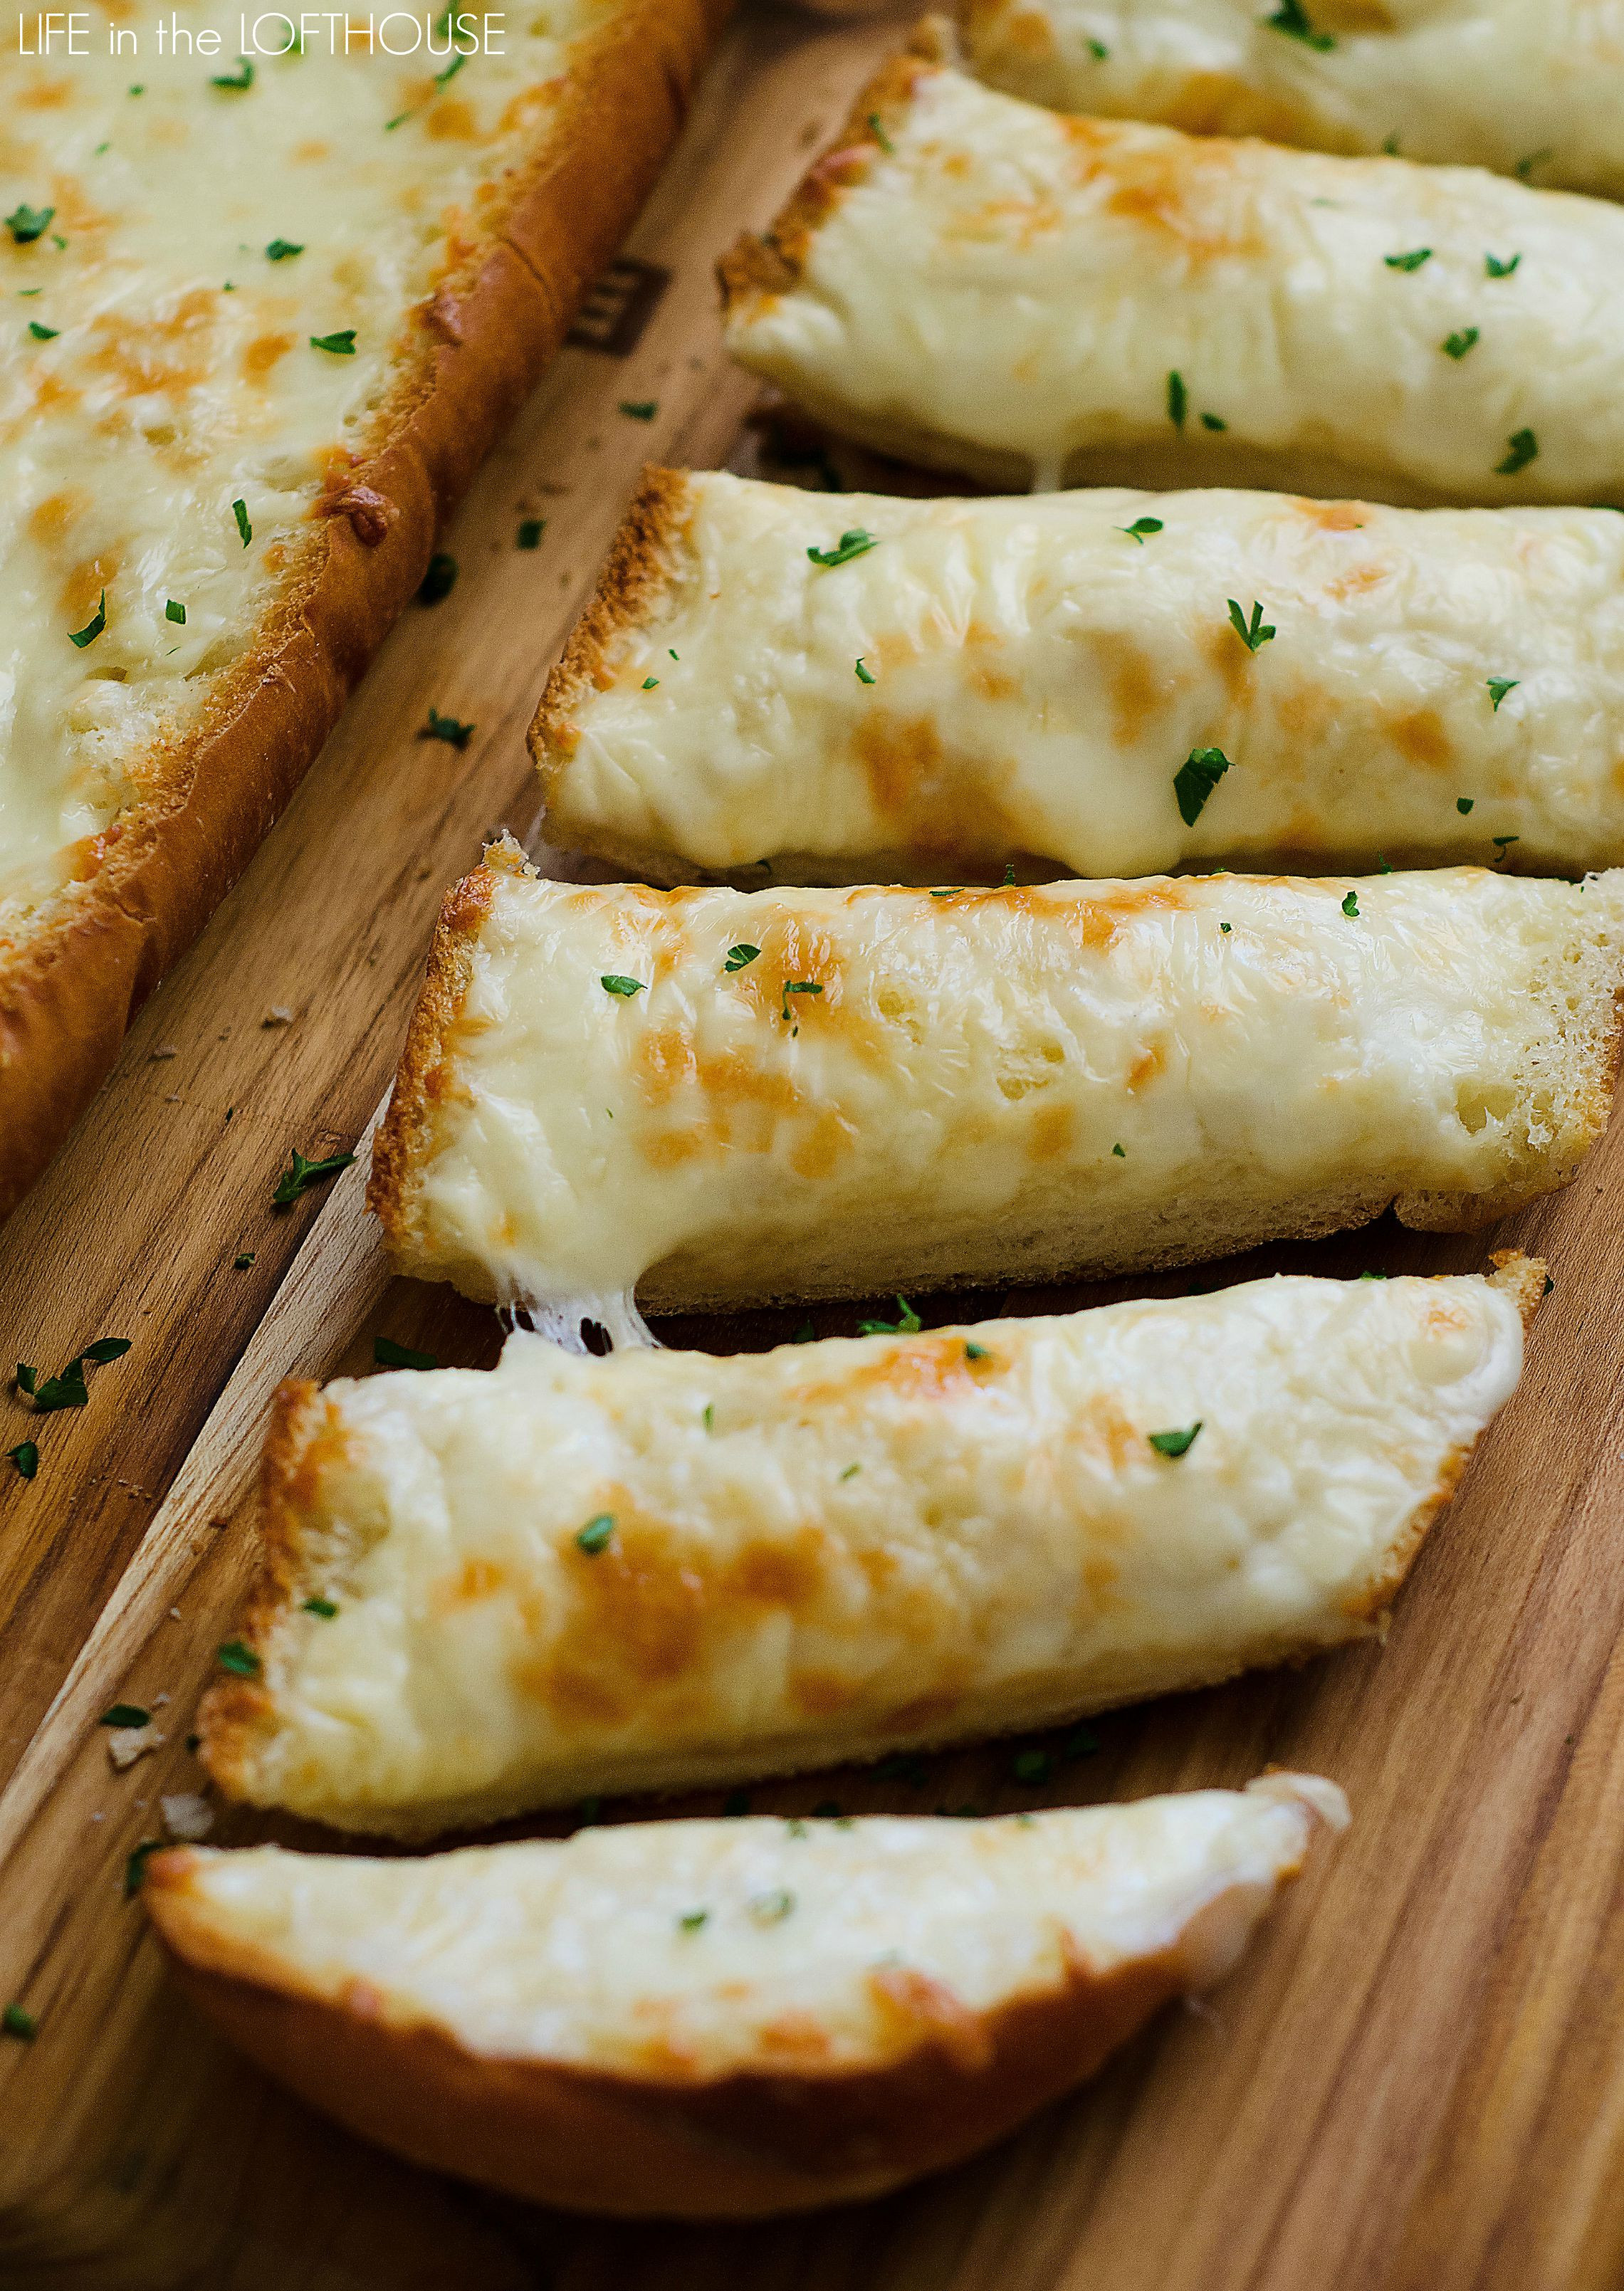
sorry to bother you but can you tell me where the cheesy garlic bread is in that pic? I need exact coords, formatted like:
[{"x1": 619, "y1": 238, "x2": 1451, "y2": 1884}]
[
  {"x1": 0, "y1": 1, "x2": 726, "y2": 1220},
  {"x1": 721, "y1": 33, "x2": 1624, "y2": 504},
  {"x1": 962, "y1": 2, "x2": 1624, "y2": 200},
  {"x1": 147, "y1": 1779, "x2": 1346, "y2": 2214},
  {"x1": 367, "y1": 849, "x2": 1620, "y2": 1322},
  {"x1": 537, "y1": 468, "x2": 1624, "y2": 882},
  {"x1": 201, "y1": 1262, "x2": 1534, "y2": 1833}
]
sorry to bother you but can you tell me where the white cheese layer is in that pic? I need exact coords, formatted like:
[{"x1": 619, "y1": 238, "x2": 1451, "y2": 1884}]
[
  {"x1": 154, "y1": 1780, "x2": 1345, "y2": 2077},
  {"x1": 381, "y1": 861, "x2": 1621, "y2": 1312},
  {"x1": 212, "y1": 1272, "x2": 1521, "y2": 1829},
  {"x1": 0, "y1": 1, "x2": 605, "y2": 940},
  {"x1": 723, "y1": 58, "x2": 1624, "y2": 503},
  {"x1": 963, "y1": 1, "x2": 1624, "y2": 200},
  {"x1": 540, "y1": 471, "x2": 1624, "y2": 880}
]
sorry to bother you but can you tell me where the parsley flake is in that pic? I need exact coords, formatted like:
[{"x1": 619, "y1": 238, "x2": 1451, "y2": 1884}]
[
  {"x1": 854, "y1": 656, "x2": 876, "y2": 683},
  {"x1": 1111, "y1": 1141, "x2": 1126, "y2": 1157},
  {"x1": 216, "y1": 1639, "x2": 261, "y2": 1677},
  {"x1": 1493, "y1": 834, "x2": 1519, "y2": 856},
  {"x1": 1220, "y1": 919, "x2": 1232, "y2": 933},
  {"x1": 16, "y1": 1338, "x2": 129, "y2": 1415},
  {"x1": 724, "y1": 944, "x2": 760, "y2": 972},
  {"x1": 211, "y1": 57, "x2": 254, "y2": 89},
  {"x1": 272, "y1": 1147, "x2": 355, "y2": 1206},
  {"x1": 26, "y1": 320, "x2": 56, "y2": 341},
  {"x1": 233, "y1": 1251, "x2": 256, "y2": 1271},
  {"x1": 124, "y1": 1840, "x2": 159, "y2": 1899},
  {"x1": 1377, "y1": 854, "x2": 1395, "y2": 872},
  {"x1": 1496, "y1": 428, "x2": 1539, "y2": 476},
  {"x1": 164, "y1": 599, "x2": 186, "y2": 625},
  {"x1": 1119, "y1": 516, "x2": 1163, "y2": 542},
  {"x1": 5, "y1": 204, "x2": 54, "y2": 246},
  {"x1": 2, "y1": 2003, "x2": 37, "y2": 2040},
  {"x1": 418, "y1": 552, "x2": 457, "y2": 604},
  {"x1": 310, "y1": 328, "x2": 357, "y2": 355},
  {"x1": 965, "y1": 1341, "x2": 990, "y2": 1361},
  {"x1": 840, "y1": 1462, "x2": 861, "y2": 1479},
  {"x1": 807, "y1": 528, "x2": 876, "y2": 569},
  {"x1": 1166, "y1": 369, "x2": 1187, "y2": 429},
  {"x1": 68, "y1": 592, "x2": 106, "y2": 649},
  {"x1": 419, "y1": 706, "x2": 473, "y2": 748},
  {"x1": 868, "y1": 112, "x2": 895, "y2": 155},
  {"x1": 516, "y1": 518, "x2": 545, "y2": 549},
  {"x1": 792, "y1": 1322, "x2": 817, "y2": 1343},
  {"x1": 1488, "y1": 678, "x2": 1519, "y2": 711},
  {"x1": 233, "y1": 498, "x2": 252, "y2": 547},
  {"x1": 703, "y1": 1403, "x2": 715, "y2": 1431},
  {"x1": 748, "y1": 1889, "x2": 795, "y2": 1924},
  {"x1": 302, "y1": 1596, "x2": 339, "y2": 1618},
  {"x1": 1200, "y1": 411, "x2": 1227, "y2": 431},
  {"x1": 6, "y1": 1440, "x2": 37, "y2": 1479},
  {"x1": 619, "y1": 399, "x2": 657, "y2": 421},
  {"x1": 1148, "y1": 1422, "x2": 1202, "y2": 1457},
  {"x1": 1442, "y1": 327, "x2": 1479, "y2": 360},
  {"x1": 374, "y1": 1336, "x2": 437, "y2": 1370},
  {"x1": 576, "y1": 1513, "x2": 615, "y2": 1555},
  {"x1": 1457, "y1": 796, "x2": 1474, "y2": 814},
  {"x1": 1087, "y1": 35, "x2": 1109, "y2": 57},
  {"x1": 1384, "y1": 247, "x2": 1432, "y2": 272},
  {"x1": 600, "y1": 974, "x2": 645, "y2": 997},
  {"x1": 1485, "y1": 252, "x2": 1521, "y2": 278},
  {"x1": 1342, "y1": 889, "x2": 1361, "y2": 914},
  {"x1": 1227, "y1": 597, "x2": 1276, "y2": 652},
  {"x1": 780, "y1": 980, "x2": 823, "y2": 1022},
  {"x1": 1173, "y1": 745, "x2": 1232, "y2": 825},
  {"x1": 679, "y1": 1909, "x2": 709, "y2": 1931},
  {"x1": 1514, "y1": 148, "x2": 1553, "y2": 182},
  {"x1": 100, "y1": 1704, "x2": 150, "y2": 1728},
  {"x1": 857, "y1": 1295, "x2": 922, "y2": 1337},
  {"x1": 1266, "y1": 0, "x2": 1334, "y2": 46},
  {"x1": 266, "y1": 238, "x2": 303, "y2": 261}
]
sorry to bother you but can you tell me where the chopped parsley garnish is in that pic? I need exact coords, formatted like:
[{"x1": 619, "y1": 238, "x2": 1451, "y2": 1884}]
[
  {"x1": 2, "y1": 2003, "x2": 37, "y2": 2040},
  {"x1": 233, "y1": 498, "x2": 252, "y2": 547},
  {"x1": 301, "y1": 1596, "x2": 339, "y2": 1618},
  {"x1": 1457, "y1": 796, "x2": 1474, "y2": 814},
  {"x1": 1111, "y1": 1141, "x2": 1126, "y2": 1157},
  {"x1": 854, "y1": 656, "x2": 876, "y2": 683},
  {"x1": 1200, "y1": 411, "x2": 1227, "y2": 431},
  {"x1": 434, "y1": 51, "x2": 466, "y2": 88},
  {"x1": 1227, "y1": 598, "x2": 1276, "y2": 652},
  {"x1": 1442, "y1": 328, "x2": 1479, "y2": 360},
  {"x1": 1266, "y1": 0, "x2": 1334, "y2": 47},
  {"x1": 420, "y1": 706, "x2": 473, "y2": 748},
  {"x1": 266, "y1": 238, "x2": 303, "y2": 261},
  {"x1": 5, "y1": 204, "x2": 55, "y2": 246},
  {"x1": 1383, "y1": 248, "x2": 1432, "y2": 272},
  {"x1": 576, "y1": 1513, "x2": 615, "y2": 1554},
  {"x1": 16, "y1": 1338, "x2": 130, "y2": 1414},
  {"x1": 807, "y1": 528, "x2": 876, "y2": 569},
  {"x1": 310, "y1": 329, "x2": 357, "y2": 355},
  {"x1": 679, "y1": 1909, "x2": 709, "y2": 1931},
  {"x1": 1087, "y1": 36, "x2": 1109, "y2": 57},
  {"x1": 1166, "y1": 369, "x2": 1187, "y2": 429},
  {"x1": 840, "y1": 1462, "x2": 860, "y2": 1479},
  {"x1": 6, "y1": 1441, "x2": 37, "y2": 1479},
  {"x1": 1377, "y1": 854, "x2": 1394, "y2": 872},
  {"x1": 780, "y1": 980, "x2": 823, "y2": 1022},
  {"x1": 1514, "y1": 148, "x2": 1553, "y2": 182},
  {"x1": 1493, "y1": 834, "x2": 1519, "y2": 858},
  {"x1": 792, "y1": 1322, "x2": 817, "y2": 1343},
  {"x1": 1173, "y1": 745, "x2": 1232, "y2": 825},
  {"x1": 868, "y1": 110, "x2": 896, "y2": 154},
  {"x1": 211, "y1": 57, "x2": 254, "y2": 89},
  {"x1": 216, "y1": 1639, "x2": 261, "y2": 1677},
  {"x1": 703, "y1": 1403, "x2": 715, "y2": 1431},
  {"x1": 1220, "y1": 920, "x2": 1232, "y2": 933},
  {"x1": 1342, "y1": 888, "x2": 1361, "y2": 914},
  {"x1": 1012, "y1": 1747, "x2": 1052, "y2": 1783},
  {"x1": 600, "y1": 974, "x2": 645, "y2": 997},
  {"x1": 100, "y1": 1704, "x2": 150, "y2": 1728},
  {"x1": 748, "y1": 1889, "x2": 795, "y2": 1924},
  {"x1": 1148, "y1": 1422, "x2": 1203, "y2": 1457},
  {"x1": 68, "y1": 592, "x2": 107, "y2": 649},
  {"x1": 1496, "y1": 428, "x2": 1539, "y2": 476},
  {"x1": 619, "y1": 399, "x2": 657, "y2": 420},
  {"x1": 419, "y1": 552, "x2": 457, "y2": 603},
  {"x1": 641, "y1": 676, "x2": 659, "y2": 690},
  {"x1": 124, "y1": 1840, "x2": 159, "y2": 1899},
  {"x1": 1485, "y1": 252, "x2": 1521, "y2": 278},
  {"x1": 857, "y1": 1295, "x2": 922, "y2": 1337},
  {"x1": 233, "y1": 1251, "x2": 256, "y2": 1271},
  {"x1": 725, "y1": 944, "x2": 760, "y2": 972},
  {"x1": 26, "y1": 320, "x2": 56, "y2": 341},
  {"x1": 374, "y1": 1336, "x2": 437, "y2": 1370},
  {"x1": 516, "y1": 518, "x2": 545, "y2": 549},
  {"x1": 1119, "y1": 516, "x2": 1163, "y2": 542},
  {"x1": 1488, "y1": 678, "x2": 1518, "y2": 710},
  {"x1": 965, "y1": 1342, "x2": 990, "y2": 1361},
  {"x1": 272, "y1": 1147, "x2": 355, "y2": 1206},
  {"x1": 163, "y1": 599, "x2": 187, "y2": 626}
]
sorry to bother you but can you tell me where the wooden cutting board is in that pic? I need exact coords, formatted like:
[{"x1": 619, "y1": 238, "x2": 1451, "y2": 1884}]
[{"x1": 6, "y1": 9, "x2": 1624, "y2": 2285}]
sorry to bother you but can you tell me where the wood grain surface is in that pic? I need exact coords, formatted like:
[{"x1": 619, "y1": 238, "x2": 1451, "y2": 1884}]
[{"x1": 5, "y1": 9, "x2": 1624, "y2": 2287}]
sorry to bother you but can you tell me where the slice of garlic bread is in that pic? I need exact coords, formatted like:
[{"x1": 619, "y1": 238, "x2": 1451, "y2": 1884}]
[
  {"x1": 962, "y1": 1, "x2": 1624, "y2": 198},
  {"x1": 147, "y1": 1778, "x2": 1347, "y2": 2214},
  {"x1": 721, "y1": 30, "x2": 1624, "y2": 502},
  {"x1": 367, "y1": 848, "x2": 1620, "y2": 1319},
  {"x1": 0, "y1": 0, "x2": 727, "y2": 1220},
  {"x1": 535, "y1": 468, "x2": 1624, "y2": 883},
  {"x1": 201, "y1": 1262, "x2": 1534, "y2": 1833}
]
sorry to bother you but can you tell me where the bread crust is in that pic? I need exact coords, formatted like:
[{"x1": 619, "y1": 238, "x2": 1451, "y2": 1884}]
[
  {"x1": 145, "y1": 1852, "x2": 1282, "y2": 2217},
  {"x1": 0, "y1": 0, "x2": 733, "y2": 1224}
]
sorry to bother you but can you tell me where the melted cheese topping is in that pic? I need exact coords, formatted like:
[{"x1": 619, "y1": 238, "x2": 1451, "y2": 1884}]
[
  {"x1": 0, "y1": 1, "x2": 610, "y2": 938},
  {"x1": 154, "y1": 1780, "x2": 1343, "y2": 2077},
  {"x1": 723, "y1": 60, "x2": 1624, "y2": 503},
  {"x1": 384, "y1": 861, "x2": 1621, "y2": 1313},
  {"x1": 543, "y1": 471, "x2": 1624, "y2": 880},
  {"x1": 214, "y1": 1274, "x2": 1519, "y2": 1830},
  {"x1": 963, "y1": 1, "x2": 1624, "y2": 199}
]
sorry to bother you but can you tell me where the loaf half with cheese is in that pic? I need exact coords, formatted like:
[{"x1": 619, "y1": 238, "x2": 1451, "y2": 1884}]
[
  {"x1": 962, "y1": 2, "x2": 1624, "y2": 199},
  {"x1": 367, "y1": 848, "x2": 1620, "y2": 1323},
  {"x1": 147, "y1": 1778, "x2": 1346, "y2": 2215},
  {"x1": 201, "y1": 1261, "x2": 1534, "y2": 1833},
  {"x1": 721, "y1": 28, "x2": 1624, "y2": 503},
  {"x1": 0, "y1": 0, "x2": 728, "y2": 1222},
  {"x1": 536, "y1": 468, "x2": 1624, "y2": 883}
]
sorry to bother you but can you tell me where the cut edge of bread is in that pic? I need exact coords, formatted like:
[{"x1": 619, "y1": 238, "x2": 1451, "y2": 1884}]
[{"x1": 0, "y1": 0, "x2": 733, "y2": 1225}]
